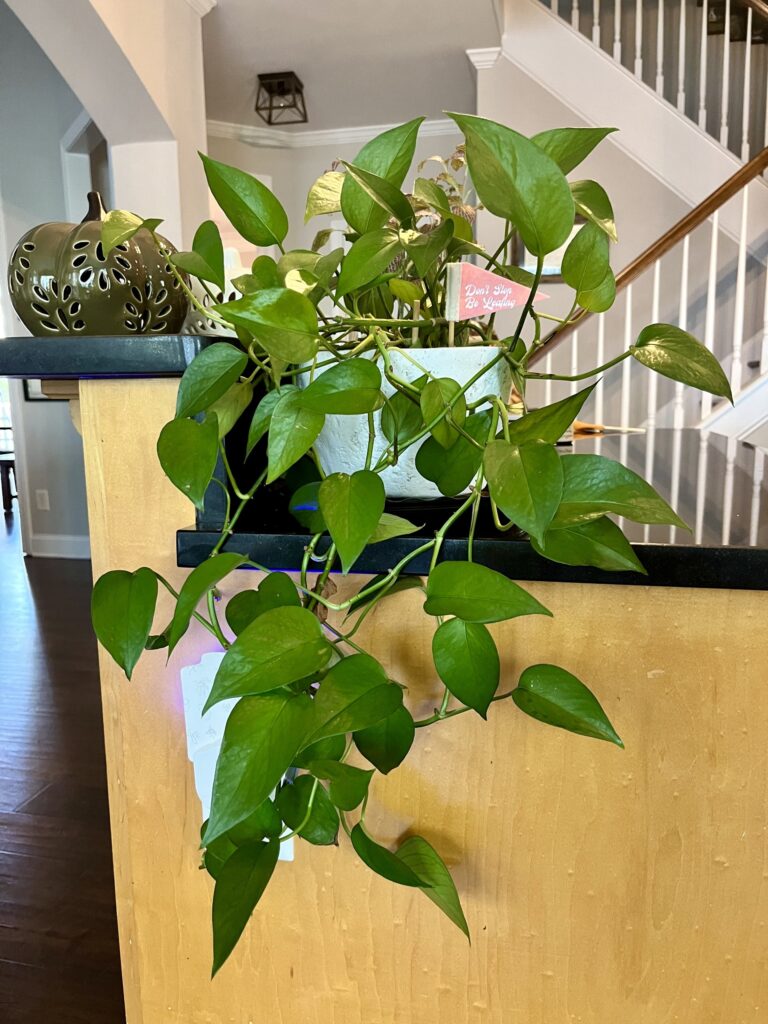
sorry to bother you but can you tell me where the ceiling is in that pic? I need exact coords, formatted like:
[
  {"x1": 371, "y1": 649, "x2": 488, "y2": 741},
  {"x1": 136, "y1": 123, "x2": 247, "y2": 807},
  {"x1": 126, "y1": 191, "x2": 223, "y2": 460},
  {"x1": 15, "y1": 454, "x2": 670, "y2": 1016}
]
[{"x1": 202, "y1": 0, "x2": 501, "y2": 132}]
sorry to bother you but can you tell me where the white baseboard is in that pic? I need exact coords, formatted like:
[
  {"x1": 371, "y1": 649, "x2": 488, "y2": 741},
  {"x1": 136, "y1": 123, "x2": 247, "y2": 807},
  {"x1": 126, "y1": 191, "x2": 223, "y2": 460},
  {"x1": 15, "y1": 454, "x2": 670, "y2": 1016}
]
[{"x1": 26, "y1": 533, "x2": 91, "y2": 559}]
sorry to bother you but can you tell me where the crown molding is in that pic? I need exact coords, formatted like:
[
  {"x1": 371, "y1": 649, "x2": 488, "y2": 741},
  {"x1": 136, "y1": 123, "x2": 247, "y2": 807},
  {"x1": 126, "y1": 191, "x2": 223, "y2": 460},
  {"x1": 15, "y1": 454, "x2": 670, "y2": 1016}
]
[
  {"x1": 183, "y1": 0, "x2": 217, "y2": 16},
  {"x1": 206, "y1": 117, "x2": 459, "y2": 150},
  {"x1": 466, "y1": 46, "x2": 502, "y2": 70}
]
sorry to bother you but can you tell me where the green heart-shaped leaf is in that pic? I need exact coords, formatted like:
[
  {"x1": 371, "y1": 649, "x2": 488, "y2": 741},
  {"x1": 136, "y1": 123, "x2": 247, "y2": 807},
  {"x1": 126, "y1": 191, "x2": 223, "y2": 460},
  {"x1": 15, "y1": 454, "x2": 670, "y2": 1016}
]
[
  {"x1": 300, "y1": 359, "x2": 384, "y2": 414},
  {"x1": 340, "y1": 117, "x2": 424, "y2": 234},
  {"x1": 552, "y1": 454, "x2": 688, "y2": 529},
  {"x1": 319, "y1": 470, "x2": 385, "y2": 572},
  {"x1": 424, "y1": 561, "x2": 551, "y2": 623},
  {"x1": 531, "y1": 126, "x2": 617, "y2": 174},
  {"x1": 570, "y1": 180, "x2": 618, "y2": 242},
  {"x1": 396, "y1": 836, "x2": 469, "y2": 939},
  {"x1": 432, "y1": 618, "x2": 500, "y2": 717},
  {"x1": 224, "y1": 572, "x2": 301, "y2": 636},
  {"x1": 336, "y1": 229, "x2": 403, "y2": 296},
  {"x1": 513, "y1": 663, "x2": 623, "y2": 747},
  {"x1": 631, "y1": 324, "x2": 733, "y2": 401},
  {"x1": 91, "y1": 567, "x2": 157, "y2": 679},
  {"x1": 307, "y1": 653, "x2": 404, "y2": 743},
  {"x1": 215, "y1": 288, "x2": 319, "y2": 364},
  {"x1": 351, "y1": 824, "x2": 426, "y2": 887},
  {"x1": 204, "y1": 605, "x2": 332, "y2": 711},
  {"x1": 176, "y1": 343, "x2": 248, "y2": 419},
  {"x1": 354, "y1": 705, "x2": 415, "y2": 774},
  {"x1": 420, "y1": 377, "x2": 467, "y2": 449},
  {"x1": 168, "y1": 553, "x2": 246, "y2": 654},
  {"x1": 450, "y1": 113, "x2": 574, "y2": 257},
  {"x1": 172, "y1": 220, "x2": 225, "y2": 292},
  {"x1": 507, "y1": 384, "x2": 595, "y2": 445},
  {"x1": 200, "y1": 153, "x2": 288, "y2": 247},
  {"x1": 157, "y1": 413, "x2": 219, "y2": 509},
  {"x1": 532, "y1": 517, "x2": 647, "y2": 574},
  {"x1": 484, "y1": 439, "x2": 563, "y2": 544},
  {"x1": 267, "y1": 390, "x2": 325, "y2": 483},
  {"x1": 206, "y1": 692, "x2": 314, "y2": 844},
  {"x1": 276, "y1": 775, "x2": 339, "y2": 845},
  {"x1": 211, "y1": 839, "x2": 279, "y2": 975}
]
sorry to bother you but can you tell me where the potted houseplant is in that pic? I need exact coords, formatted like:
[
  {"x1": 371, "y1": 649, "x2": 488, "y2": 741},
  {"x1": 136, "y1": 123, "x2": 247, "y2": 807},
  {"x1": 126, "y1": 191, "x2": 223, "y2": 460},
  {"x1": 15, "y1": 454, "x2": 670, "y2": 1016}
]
[{"x1": 90, "y1": 113, "x2": 731, "y2": 975}]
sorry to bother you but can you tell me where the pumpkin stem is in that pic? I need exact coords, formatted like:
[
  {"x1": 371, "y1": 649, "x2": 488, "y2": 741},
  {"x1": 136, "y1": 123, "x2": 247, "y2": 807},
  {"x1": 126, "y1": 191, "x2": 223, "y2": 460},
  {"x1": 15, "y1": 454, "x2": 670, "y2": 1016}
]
[{"x1": 82, "y1": 192, "x2": 106, "y2": 223}]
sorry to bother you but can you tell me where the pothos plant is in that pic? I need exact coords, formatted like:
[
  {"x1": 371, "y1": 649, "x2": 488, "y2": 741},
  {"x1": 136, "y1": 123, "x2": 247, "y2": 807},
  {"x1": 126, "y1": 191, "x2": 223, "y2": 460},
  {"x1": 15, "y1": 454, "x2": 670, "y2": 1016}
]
[{"x1": 91, "y1": 114, "x2": 732, "y2": 975}]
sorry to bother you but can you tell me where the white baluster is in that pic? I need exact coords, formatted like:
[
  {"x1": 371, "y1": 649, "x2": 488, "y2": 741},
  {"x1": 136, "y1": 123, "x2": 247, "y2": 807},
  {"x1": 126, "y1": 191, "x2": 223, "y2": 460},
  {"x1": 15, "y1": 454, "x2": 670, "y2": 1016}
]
[
  {"x1": 741, "y1": 8, "x2": 753, "y2": 161},
  {"x1": 722, "y1": 436, "x2": 737, "y2": 545},
  {"x1": 619, "y1": 288, "x2": 632, "y2": 529},
  {"x1": 730, "y1": 186, "x2": 749, "y2": 396},
  {"x1": 698, "y1": 0, "x2": 708, "y2": 129},
  {"x1": 749, "y1": 448, "x2": 765, "y2": 547},
  {"x1": 701, "y1": 208, "x2": 719, "y2": 423},
  {"x1": 570, "y1": 330, "x2": 579, "y2": 395},
  {"x1": 694, "y1": 430, "x2": 710, "y2": 544},
  {"x1": 656, "y1": 0, "x2": 665, "y2": 95},
  {"x1": 761, "y1": 253, "x2": 768, "y2": 371},
  {"x1": 720, "y1": 0, "x2": 731, "y2": 147},
  {"x1": 545, "y1": 351, "x2": 553, "y2": 407},
  {"x1": 592, "y1": 0, "x2": 601, "y2": 45},
  {"x1": 669, "y1": 236, "x2": 689, "y2": 542},
  {"x1": 643, "y1": 262, "x2": 661, "y2": 542},
  {"x1": 572, "y1": 0, "x2": 580, "y2": 29},
  {"x1": 677, "y1": 0, "x2": 687, "y2": 111},
  {"x1": 696, "y1": 430, "x2": 712, "y2": 544},
  {"x1": 551, "y1": 0, "x2": 558, "y2": 11},
  {"x1": 634, "y1": 0, "x2": 643, "y2": 77},
  {"x1": 595, "y1": 313, "x2": 605, "y2": 424},
  {"x1": 614, "y1": 0, "x2": 622, "y2": 61}
]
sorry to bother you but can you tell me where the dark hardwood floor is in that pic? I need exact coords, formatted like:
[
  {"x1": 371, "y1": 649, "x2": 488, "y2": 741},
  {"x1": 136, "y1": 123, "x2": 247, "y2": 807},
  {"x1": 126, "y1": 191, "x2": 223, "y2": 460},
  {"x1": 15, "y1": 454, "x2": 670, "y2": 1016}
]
[{"x1": 0, "y1": 511, "x2": 124, "y2": 1022}]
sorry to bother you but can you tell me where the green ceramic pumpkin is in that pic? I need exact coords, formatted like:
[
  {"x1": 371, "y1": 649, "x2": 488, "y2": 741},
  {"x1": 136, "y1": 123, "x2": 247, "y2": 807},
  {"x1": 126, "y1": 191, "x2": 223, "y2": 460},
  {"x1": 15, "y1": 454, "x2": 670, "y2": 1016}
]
[{"x1": 7, "y1": 193, "x2": 189, "y2": 336}]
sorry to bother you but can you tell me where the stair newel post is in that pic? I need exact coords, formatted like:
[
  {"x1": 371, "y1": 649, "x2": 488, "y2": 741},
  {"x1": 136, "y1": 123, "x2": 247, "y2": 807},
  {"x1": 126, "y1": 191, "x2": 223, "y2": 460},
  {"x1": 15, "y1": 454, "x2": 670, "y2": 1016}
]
[
  {"x1": 720, "y1": 0, "x2": 731, "y2": 146},
  {"x1": 677, "y1": 0, "x2": 688, "y2": 111},
  {"x1": 741, "y1": 7, "x2": 753, "y2": 161},
  {"x1": 698, "y1": 0, "x2": 709, "y2": 129}
]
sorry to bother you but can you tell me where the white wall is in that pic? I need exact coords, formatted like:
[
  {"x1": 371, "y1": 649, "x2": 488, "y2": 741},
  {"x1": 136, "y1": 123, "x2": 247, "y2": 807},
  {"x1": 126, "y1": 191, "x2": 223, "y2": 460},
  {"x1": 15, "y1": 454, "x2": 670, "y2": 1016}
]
[{"x1": 0, "y1": 2, "x2": 90, "y2": 556}]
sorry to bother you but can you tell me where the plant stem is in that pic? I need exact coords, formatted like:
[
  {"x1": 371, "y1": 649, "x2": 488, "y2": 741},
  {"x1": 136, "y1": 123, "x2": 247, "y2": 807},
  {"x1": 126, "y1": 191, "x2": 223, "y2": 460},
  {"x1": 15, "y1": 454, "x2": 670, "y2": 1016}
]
[
  {"x1": 153, "y1": 573, "x2": 220, "y2": 641},
  {"x1": 527, "y1": 349, "x2": 631, "y2": 381},
  {"x1": 206, "y1": 590, "x2": 230, "y2": 648},
  {"x1": 414, "y1": 689, "x2": 517, "y2": 728},
  {"x1": 210, "y1": 468, "x2": 267, "y2": 556},
  {"x1": 279, "y1": 777, "x2": 319, "y2": 842}
]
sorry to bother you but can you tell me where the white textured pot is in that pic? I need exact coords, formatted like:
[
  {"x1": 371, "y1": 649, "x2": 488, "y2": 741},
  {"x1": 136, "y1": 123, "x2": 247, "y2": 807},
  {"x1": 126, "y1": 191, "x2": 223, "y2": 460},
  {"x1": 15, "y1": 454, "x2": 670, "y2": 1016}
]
[{"x1": 300, "y1": 346, "x2": 512, "y2": 500}]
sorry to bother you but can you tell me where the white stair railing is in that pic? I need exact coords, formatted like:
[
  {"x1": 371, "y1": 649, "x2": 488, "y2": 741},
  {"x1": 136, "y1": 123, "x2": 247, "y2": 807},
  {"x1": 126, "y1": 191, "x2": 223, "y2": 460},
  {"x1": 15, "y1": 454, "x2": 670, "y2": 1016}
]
[
  {"x1": 550, "y1": 0, "x2": 768, "y2": 161},
  {"x1": 529, "y1": 147, "x2": 768, "y2": 546}
]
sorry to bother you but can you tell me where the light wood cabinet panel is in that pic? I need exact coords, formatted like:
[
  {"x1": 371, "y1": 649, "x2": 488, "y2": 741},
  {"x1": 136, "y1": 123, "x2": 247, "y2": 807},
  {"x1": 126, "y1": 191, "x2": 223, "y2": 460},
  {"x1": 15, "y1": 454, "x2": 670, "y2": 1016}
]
[{"x1": 80, "y1": 378, "x2": 768, "y2": 1023}]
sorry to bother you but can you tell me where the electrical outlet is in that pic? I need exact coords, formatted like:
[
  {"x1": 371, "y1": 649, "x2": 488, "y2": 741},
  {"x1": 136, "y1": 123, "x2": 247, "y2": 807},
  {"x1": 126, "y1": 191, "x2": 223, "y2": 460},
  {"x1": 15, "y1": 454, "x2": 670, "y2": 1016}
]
[{"x1": 35, "y1": 489, "x2": 50, "y2": 511}]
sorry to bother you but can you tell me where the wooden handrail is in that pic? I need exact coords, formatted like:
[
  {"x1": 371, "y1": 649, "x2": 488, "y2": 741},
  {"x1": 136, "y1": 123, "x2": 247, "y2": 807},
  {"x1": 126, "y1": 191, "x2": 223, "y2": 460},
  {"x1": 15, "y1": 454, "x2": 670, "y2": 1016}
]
[
  {"x1": 532, "y1": 145, "x2": 768, "y2": 361},
  {"x1": 743, "y1": 0, "x2": 768, "y2": 23}
]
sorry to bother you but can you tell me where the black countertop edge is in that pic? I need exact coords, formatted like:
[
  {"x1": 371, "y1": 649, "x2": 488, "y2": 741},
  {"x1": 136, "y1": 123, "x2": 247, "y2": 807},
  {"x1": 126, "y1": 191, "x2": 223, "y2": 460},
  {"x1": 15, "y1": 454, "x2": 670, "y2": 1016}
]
[
  {"x1": 176, "y1": 529, "x2": 768, "y2": 591},
  {"x1": 0, "y1": 335, "x2": 214, "y2": 379}
]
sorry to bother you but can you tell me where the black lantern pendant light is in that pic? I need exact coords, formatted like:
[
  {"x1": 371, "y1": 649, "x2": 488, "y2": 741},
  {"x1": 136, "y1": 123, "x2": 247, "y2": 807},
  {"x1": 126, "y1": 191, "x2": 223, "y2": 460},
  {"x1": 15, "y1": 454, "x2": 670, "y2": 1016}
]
[{"x1": 255, "y1": 71, "x2": 307, "y2": 125}]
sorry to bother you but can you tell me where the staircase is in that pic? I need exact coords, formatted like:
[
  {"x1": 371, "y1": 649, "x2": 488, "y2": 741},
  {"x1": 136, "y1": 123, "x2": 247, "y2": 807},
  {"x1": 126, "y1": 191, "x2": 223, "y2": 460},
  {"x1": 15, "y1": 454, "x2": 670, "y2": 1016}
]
[
  {"x1": 482, "y1": 0, "x2": 768, "y2": 546},
  {"x1": 550, "y1": 0, "x2": 768, "y2": 161}
]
